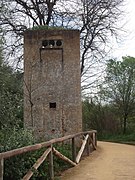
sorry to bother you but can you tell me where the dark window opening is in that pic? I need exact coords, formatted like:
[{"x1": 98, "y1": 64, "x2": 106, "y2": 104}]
[
  {"x1": 56, "y1": 40, "x2": 62, "y2": 46},
  {"x1": 41, "y1": 39, "x2": 63, "y2": 48},
  {"x1": 51, "y1": 129, "x2": 55, "y2": 133},
  {"x1": 42, "y1": 40, "x2": 48, "y2": 47},
  {"x1": 49, "y1": 40, "x2": 55, "y2": 47},
  {"x1": 49, "y1": 102, "x2": 56, "y2": 109}
]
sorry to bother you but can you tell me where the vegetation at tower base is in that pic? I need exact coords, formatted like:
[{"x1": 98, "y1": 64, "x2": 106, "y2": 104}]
[{"x1": 2, "y1": 142, "x2": 72, "y2": 179}]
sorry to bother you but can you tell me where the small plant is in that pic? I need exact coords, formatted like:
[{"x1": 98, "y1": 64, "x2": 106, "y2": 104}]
[
  {"x1": 30, "y1": 25, "x2": 67, "y2": 31},
  {"x1": 31, "y1": 25, "x2": 49, "y2": 30},
  {"x1": 53, "y1": 143, "x2": 72, "y2": 176}
]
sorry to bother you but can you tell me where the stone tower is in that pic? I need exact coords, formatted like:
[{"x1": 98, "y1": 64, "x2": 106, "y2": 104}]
[{"x1": 24, "y1": 29, "x2": 82, "y2": 140}]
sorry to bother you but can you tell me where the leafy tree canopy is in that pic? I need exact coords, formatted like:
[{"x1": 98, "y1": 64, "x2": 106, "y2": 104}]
[{"x1": 103, "y1": 56, "x2": 135, "y2": 133}]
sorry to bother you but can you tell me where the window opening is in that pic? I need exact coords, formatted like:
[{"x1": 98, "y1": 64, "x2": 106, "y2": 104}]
[
  {"x1": 56, "y1": 40, "x2": 62, "y2": 46},
  {"x1": 49, "y1": 102, "x2": 56, "y2": 109},
  {"x1": 49, "y1": 40, "x2": 55, "y2": 47},
  {"x1": 42, "y1": 40, "x2": 48, "y2": 47},
  {"x1": 41, "y1": 39, "x2": 63, "y2": 48}
]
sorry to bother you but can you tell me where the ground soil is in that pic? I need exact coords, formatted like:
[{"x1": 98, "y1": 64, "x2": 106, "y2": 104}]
[{"x1": 59, "y1": 141, "x2": 135, "y2": 180}]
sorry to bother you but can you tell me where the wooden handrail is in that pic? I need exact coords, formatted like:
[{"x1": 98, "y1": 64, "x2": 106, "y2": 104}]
[
  {"x1": 0, "y1": 130, "x2": 97, "y2": 159},
  {"x1": 0, "y1": 130, "x2": 97, "y2": 180}
]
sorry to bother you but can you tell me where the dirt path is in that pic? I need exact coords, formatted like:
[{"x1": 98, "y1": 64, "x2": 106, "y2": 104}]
[{"x1": 60, "y1": 141, "x2": 135, "y2": 180}]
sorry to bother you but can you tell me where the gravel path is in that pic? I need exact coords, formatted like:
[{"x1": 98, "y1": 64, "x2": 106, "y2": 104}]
[{"x1": 60, "y1": 141, "x2": 135, "y2": 180}]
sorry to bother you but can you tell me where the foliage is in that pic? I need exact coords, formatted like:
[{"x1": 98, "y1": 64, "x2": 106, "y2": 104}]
[
  {"x1": 4, "y1": 148, "x2": 49, "y2": 179},
  {"x1": 82, "y1": 98, "x2": 103, "y2": 132},
  {"x1": 0, "y1": 129, "x2": 34, "y2": 152},
  {"x1": 0, "y1": 128, "x2": 33, "y2": 179},
  {"x1": 100, "y1": 132, "x2": 135, "y2": 145},
  {"x1": 102, "y1": 56, "x2": 135, "y2": 134},
  {"x1": 2, "y1": 138, "x2": 72, "y2": 179},
  {"x1": 0, "y1": 53, "x2": 23, "y2": 130},
  {"x1": 82, "y1": 97, "x2": 120, "y2": 136},
  {"x1": 0, "y1": 127, "x2": 50, "y2": 179},
  {"x1": 82, "y1": 57, "x2": 135, "y2": 136},
  {"x1": 53, "y1": 143, "x2": 72, "y2": 175}
]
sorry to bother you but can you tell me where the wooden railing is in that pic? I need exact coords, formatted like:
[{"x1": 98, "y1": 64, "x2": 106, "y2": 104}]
[{"x1": 0, "y1": 130, "x2": 97, "y2": 180}]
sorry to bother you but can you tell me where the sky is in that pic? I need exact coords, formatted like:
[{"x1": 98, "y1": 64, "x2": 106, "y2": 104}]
[
  {"x1": 83, "y1": 0, "x2": 135, "y2": 95},
  {"x1": 112, "y1": 0, "x2": 135, "y2": 59}
]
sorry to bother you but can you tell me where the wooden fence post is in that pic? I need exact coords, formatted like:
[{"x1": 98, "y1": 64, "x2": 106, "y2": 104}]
[
  {"x1": 0, "y1": 158, "x2": 4, "y2": 180},
  {"x1": 76, "y1": 134, "x2": 89, "y2": 164},
  {"x1": 72, "y1": 138, "x2": 76, "y2": 162},
  {"x1": 86, "y1": 135, "x2": 90, "y2": 156},
  {"x1": 49, "y1": 145, "x2": 54, "y2": 180},
  {"x1": 93, "y1": 132, "x2": 96, "y2": 147},
  {"x1": 93, "y1": 132, "x2": 97, "y2": 147},
  {"x1": 95, "y1": 132, "x2": 97, "y2": 147}
]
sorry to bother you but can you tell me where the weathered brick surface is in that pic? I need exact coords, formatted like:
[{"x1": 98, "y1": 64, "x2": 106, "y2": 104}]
[{"x1": 24, "y1": 29, "x2": 82, "y2": 141}]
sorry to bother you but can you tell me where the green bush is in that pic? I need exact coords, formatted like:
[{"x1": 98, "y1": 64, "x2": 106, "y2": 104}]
[
  {"x1": 0, "y1": 130, "x2": 73, "y2": 179},
  {"x1": 53, "y1": 143, "x2": 72, "y2": 176},
  {"x1": 0, "y1": 129, "x2": 34, "y2": 152},
  {"x1": 4, "y1": 147, "x2": 50, "y2": 180},
  {"x1": 0, "y1": 129, "x2": 45, "y2": 179}
]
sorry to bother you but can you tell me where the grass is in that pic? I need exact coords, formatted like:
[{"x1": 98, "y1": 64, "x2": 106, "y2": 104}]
[{"x1": 99, "y1": 133, "x2": 135, "y2": 145}]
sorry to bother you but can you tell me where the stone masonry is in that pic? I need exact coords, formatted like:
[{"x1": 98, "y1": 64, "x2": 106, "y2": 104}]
[{"x1": 24, "y1": 29, "x2": 82, "y2": 141}]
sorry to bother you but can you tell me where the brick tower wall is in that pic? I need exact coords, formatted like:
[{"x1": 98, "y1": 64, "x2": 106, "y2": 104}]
[{"x1": 24, "y1": 29, "x2": 82, "y2": 141}]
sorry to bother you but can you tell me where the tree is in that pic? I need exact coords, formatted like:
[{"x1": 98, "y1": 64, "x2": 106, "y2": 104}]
[
  {"x1": 82, "y1": 97, "x2": 105, "y2": 134},
  {"x1": 103, "y1": 56, "x2": 135, "y2": 134},
  {"x1": 82, "y1": 95, "x2": 120, "y2": 136},
  {"x1": 0, "y1": 0, "x2": 124, "y2": 85},
  {"x1": 0, "y1": 40, "x2": 23, "y2": 130}
]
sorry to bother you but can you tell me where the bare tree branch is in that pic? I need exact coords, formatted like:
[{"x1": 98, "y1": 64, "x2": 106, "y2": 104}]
[{"x1": 0, "y1": 0, "x2": 125, "y2": 91}]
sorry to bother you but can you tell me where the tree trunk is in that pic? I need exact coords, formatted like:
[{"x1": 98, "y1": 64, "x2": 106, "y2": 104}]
[{"x1": 123, "y1": 114, "x2": 128, "y2": 134}]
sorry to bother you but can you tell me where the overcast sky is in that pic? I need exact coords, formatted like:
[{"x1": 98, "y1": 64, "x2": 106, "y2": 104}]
[{"x1": 112, "y1": 0, "x2": 135, "y2": 59}]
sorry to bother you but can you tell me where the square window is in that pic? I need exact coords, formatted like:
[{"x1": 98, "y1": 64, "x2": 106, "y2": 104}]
[{"x1": 49, "y1": 102, "x2": 56, "y2": 109}]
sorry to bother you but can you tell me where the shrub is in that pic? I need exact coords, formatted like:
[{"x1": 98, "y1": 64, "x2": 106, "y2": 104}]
[{"x1": 0, "y1": 130, "x2": 72, "y2": 179}]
